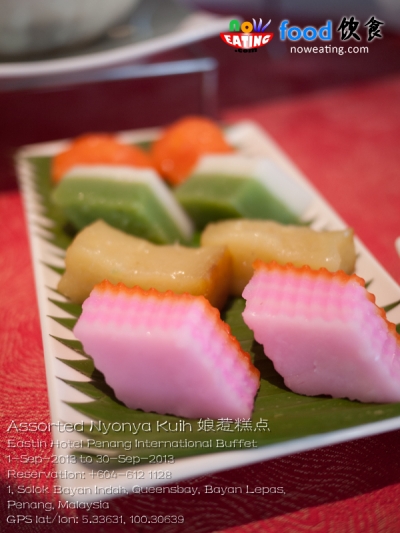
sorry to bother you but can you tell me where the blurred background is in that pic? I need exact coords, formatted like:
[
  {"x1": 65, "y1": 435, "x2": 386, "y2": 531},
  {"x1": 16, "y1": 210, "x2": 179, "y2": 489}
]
[{"x1": 1, "y1": 0, "x2": 400, "y2": 191}]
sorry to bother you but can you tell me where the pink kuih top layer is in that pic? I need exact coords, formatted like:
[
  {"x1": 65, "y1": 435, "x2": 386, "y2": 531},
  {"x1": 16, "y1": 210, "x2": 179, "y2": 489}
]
[
  {"x1": 74, "y1": 281, "x2": 260, "y2": 419},
  {"x1": 242, "y1": 262, "x2": 400, "y2": 403}
]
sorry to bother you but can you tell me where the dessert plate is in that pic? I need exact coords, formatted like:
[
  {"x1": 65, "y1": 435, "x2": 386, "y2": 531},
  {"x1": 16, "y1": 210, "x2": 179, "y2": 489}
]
[{"x1": 16, "y1": 121, "x2": 400, "y2": 503}]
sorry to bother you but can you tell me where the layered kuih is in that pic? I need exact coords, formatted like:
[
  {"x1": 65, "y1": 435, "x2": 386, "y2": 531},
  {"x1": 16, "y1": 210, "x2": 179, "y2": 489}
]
[
  {"x1": 243, "y1": 262, "x2": 400, "y2": 403},
  {"x1": 58, "y1": 220, "x2": 232, "y2": 309},
  {"x1": 74, "y1": 281, "x2": 260, "y2": 419},
  {"x1": 175, "y1": 154, "x2": 310, "y2": 229},
  {"x1": 151, "y1": 116, "x2": 233, "y2": 185},
  {"x1": 51, "y1": 165, "x2": 193, "y2": 244},
  {"x1": 51, "y1": 134, "x2": 152, "y2": 183}
]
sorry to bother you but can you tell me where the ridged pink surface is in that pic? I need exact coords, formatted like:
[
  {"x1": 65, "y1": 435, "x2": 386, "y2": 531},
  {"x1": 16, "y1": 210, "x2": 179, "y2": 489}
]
[
  {"x1": 242, "y1": 263, "x2": 400, "y2": 403},
  {"x1": 74, "y1": 282, "x2": 260, "y2": 419}
]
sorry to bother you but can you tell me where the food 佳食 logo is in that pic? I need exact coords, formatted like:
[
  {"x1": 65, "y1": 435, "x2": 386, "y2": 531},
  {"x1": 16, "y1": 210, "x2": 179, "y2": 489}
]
[{"x1": 220, "y1": 18, "x2": 274, "y2": 52}]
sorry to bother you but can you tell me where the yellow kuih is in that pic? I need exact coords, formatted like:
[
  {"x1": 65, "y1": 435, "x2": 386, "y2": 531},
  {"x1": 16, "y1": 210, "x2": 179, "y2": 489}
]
[
  {"x1": 201, "y1": 219, "x2": 356, "y2": 295},
  {"x1": 58, "y1": 220, "x2": 232, "y2": 309}
]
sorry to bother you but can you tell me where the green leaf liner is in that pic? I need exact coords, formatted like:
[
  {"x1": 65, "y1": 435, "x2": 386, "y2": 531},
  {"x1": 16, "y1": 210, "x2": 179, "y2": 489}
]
[
  {"x1": 49, "y1": 316, "x2": 77, "y2": 331},
  {"x1": 52, "y1": 336, "x2": 87, "y2": 357},
  {"x1": 383, "y1": 299, "x2": 400, "y2": 313},
  {"x1": 29, "y1": 155, "x2": 400, "y2": 468},
  {"x1": 42, "y1": 263, "x2": 65, "y2": 276},
  {"x1": 49, "y1": 299, "x2": 82, "y2": 318}
]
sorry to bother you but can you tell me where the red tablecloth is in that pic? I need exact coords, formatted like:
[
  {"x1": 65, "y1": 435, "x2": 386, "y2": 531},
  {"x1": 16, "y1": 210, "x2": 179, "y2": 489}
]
[{"x1": 1, "y1": 71, "x2": 400, "y2": 532}]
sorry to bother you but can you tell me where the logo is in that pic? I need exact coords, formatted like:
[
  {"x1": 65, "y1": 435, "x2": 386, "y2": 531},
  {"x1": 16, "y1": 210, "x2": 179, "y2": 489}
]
[{"x1": 220, "y1": 18, "x2": 274, "y2": 52}]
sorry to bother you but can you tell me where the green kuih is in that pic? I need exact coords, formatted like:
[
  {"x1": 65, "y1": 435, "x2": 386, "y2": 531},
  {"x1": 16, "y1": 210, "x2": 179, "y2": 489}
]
[
  {"x1": 52, "y1": 165, "x2": 194, "y2": 244},
  {"x1": 174, "y1": 154, "x2": 311, "y2": 229}
]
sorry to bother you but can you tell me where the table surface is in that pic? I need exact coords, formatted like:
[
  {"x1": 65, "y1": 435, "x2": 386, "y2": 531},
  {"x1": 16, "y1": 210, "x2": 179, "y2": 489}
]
[{"x1": 1, "y1": 32, "x2": 400, "y2": 533}]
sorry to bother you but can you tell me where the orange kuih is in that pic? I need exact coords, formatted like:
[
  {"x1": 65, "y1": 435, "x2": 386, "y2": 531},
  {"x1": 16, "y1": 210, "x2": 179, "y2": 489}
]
[
  {"x1": 52, "y1": 134, "x2": 153, "y2": 183},
  {"x1": 151, "y1": 116, "x2": 233, "y2": 186}
]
